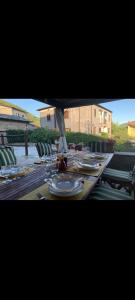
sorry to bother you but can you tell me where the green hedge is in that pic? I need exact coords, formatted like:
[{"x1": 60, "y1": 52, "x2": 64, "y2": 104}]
[
  {"x1": 114, "y1": 142, "x2": 135, "y2": 152},
  {"x1": 65, "y1": 131, "x2": 107, "y2": 146},
  {"x1": 6, "y1": 129, "x2": 33, "y2": 143},
  {"x1": 5, "y1": 128, "x2": 135, "y2": 152},
  {"x1": 29, "y1": 128, "x2": 109, "y2": 145},
  {"x1": 29, "y1": 128, "x2": 60, "y2": 143},
  {"x1": 5, "y1": 128, "x2": 114, "y2": 147}
]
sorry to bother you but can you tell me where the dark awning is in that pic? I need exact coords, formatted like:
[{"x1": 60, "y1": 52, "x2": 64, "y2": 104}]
[{"x1": 35, "y1": 98, "x2": 123, "y2": 109}]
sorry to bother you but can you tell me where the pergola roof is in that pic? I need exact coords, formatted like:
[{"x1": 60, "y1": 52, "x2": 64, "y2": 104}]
[
  {"x1": 37, "y1": 104, "x2": 112, "y2": 113},
  {"x1": 36, "y1": 98, "x2": 122, "y2": 109}
]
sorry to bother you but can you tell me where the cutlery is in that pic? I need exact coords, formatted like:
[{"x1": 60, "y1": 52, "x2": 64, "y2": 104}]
[{"x1": 36, "y1": 192, "x2": 47, "y2": 200}]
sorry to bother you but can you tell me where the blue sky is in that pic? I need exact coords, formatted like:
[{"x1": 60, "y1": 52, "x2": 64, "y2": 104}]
[
  {"x1": 1, "y1": 99, "x2": 135, "y2": 124},
  {"x1": 102, "y1": 99, "x2": 135, "y2": 124},
  {"x1": 1, "y1": 99, "x2": 47, "y2": 117}
]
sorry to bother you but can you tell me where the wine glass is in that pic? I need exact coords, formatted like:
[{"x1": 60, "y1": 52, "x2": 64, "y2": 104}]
[{"x1": 1, "y1": 166, "x2": 12, "y2": 183}]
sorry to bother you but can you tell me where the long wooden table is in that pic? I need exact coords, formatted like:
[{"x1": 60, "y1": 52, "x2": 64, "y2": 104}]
[{"x1": 0, "y1": 153, "x2": 113, "y2": 200}]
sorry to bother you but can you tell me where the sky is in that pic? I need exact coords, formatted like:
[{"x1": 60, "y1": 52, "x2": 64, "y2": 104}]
[
  {"x1": 102, "y1": 99, "x2": 135, "y2": 124},
  {"x1": 1, "y1": 99, "x2": 47, "y2": 117},
  {"x1": 1, "y1": 99, "x2": 135, "y2": 124}
]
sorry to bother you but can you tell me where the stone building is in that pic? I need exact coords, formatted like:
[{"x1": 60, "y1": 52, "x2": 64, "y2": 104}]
[
  {"x1": 128, "y1": 122, "x2": 135, "y2": 138},
  {"x1": 0, "y1": 114, "x2": 30, "y2": 131},
  {"x1": 37, "y1": 104, "x2": 112, "y2": 137},
  {"x1": 0, "y1": 102, "x2": 37, "y2": 131},
  {"x1": 0, "y1": 104, "x2": 26, "y2": 119}
]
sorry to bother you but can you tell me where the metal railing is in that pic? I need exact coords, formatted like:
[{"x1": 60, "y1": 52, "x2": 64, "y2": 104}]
[{"x1": 0, "y1": 131, "x2": 29, "y2": 156}]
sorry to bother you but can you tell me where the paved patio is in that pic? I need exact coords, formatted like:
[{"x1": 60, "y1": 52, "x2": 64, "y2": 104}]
[{"x1": 13, "y1": 145, "x2": 39, "y2": 166}]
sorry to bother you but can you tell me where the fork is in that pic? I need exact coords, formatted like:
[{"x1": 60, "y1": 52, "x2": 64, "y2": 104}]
[{"x1": 36, "y1": 192, "x2": 47, "y2": 200}]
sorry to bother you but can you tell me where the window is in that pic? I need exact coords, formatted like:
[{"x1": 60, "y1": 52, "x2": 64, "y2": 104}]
[
  {"x1": 94, "y1": 109, "x2": 96, "y2": 117},
  {"x1": 47, "y1": 114, "x2": 51, "y2": 121},
  {"x1": 99, "y1": 128, "x2": 101, "y2": 133},
  {"x1": 109, "y1": 114, "x2": 111, "y2": 122},
  {"x1": 64, "y1": 110, "x2": 69, "y2": 119},
  {"x1": 93, "y1": 127, "x2": 96, "y2": 134},
  {"x1": 99, "y1": 109, "x2": 102, "y2": 123},
  {"x1": 104, "y1": 112, "x2": 107, "y2": 124}
]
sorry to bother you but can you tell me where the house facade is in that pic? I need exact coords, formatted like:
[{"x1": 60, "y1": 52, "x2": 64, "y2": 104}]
[
  {"x1": 37, "y1": 104, "x2": 112, "y2": 137},
  {"x1": 0, "y1": 104, "x2": 26, "y2": 118},
  {"x1": 0, "y1": 115, "x2": 30, "y2": 131},
  {"x1": 128, "y1": 122, "x2": 135, "y2": 138},
  {"x1": 0, "y1": 103, "x2": 37, "y2": 131}
]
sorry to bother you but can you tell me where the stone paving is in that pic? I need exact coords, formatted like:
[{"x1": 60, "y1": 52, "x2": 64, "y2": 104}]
[{"x1": 13, "y1": 146, "x2": 39, "y2": 166}]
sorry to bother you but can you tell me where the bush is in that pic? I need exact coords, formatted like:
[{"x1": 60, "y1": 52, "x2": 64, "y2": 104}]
[
  {"x1": 114, "y1": 141, "x2": 135, "y2": 152},
  {"x1": 29, "y1": 128, "x2": 109, "y2": 146},
  {"x1": 101, "y1": 132, "x2": 109, "y2": 139},
  {"x1": 29, "y1": 128, "x2": 60, "y2": 143},
  {"x1": 6, "y1": 128, "x2": 119, "y2": 149},
  {"x1": 6, "y1": 129, "x2": 33, "y2": 143},
  {"x1": 65, "y1": 131, "x2": 106, "y2": 146}
]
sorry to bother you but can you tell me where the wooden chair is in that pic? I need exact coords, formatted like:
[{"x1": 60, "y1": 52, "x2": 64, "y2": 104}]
[
  {"x1": 101, "y1": 166, "x2": 135, "y2": 193},
  {"x1": 89, "y1": 184, "x2": 134, "y2": 200},
  {"x1": 68, "y1": 143, "x2": 75, "y2": 150},
  {"x1": 75, "y1": 143, "x2": 83, "y2": 151},
  {"x1": 89, "y1": 141, "x2": 114, "y2": 153}
]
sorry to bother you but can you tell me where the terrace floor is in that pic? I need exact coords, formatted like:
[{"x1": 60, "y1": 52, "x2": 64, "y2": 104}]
[{"x1": 13, "y1": 145, "x2": 39, "y2": 166}]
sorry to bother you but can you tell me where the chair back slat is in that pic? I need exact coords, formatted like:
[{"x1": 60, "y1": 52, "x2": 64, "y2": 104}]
[
  {"x1": 36, "y1": 142, "x2": 54, "y2": 157},
  {"x1": 90, "y1": 141, "x2": 114, "y2": 153},
  {"x1": 0, "y1": 146, "x2": 16, "y2": 167}
]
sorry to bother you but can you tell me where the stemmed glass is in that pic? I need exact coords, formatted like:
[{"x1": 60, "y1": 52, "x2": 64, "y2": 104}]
[{"x1": 1, "y1": 165, "x2": 14, "y2": 183}]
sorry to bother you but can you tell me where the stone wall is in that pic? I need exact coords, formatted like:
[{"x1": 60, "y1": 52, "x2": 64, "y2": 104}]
[{"x1": 0, "y1": 120, "x2": 28, "y2": 130}]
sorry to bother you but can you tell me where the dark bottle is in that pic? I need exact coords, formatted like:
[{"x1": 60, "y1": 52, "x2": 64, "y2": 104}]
[
  {"x1": 59, "y1": 156, "x2": 66, "y2": 171},
  {"x1": 64, "y1": 155, "x2": 67, "y2": 167}
]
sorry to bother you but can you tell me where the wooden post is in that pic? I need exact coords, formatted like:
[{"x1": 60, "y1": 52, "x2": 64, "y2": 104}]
[
  {"x1": 1, "y1": 134, "x2": 4, "y2": 145},
  {"x1": 25, "y1": 125, "x2": 28, "y2": 156}
]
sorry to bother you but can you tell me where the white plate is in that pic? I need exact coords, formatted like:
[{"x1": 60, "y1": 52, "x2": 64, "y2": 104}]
[
  {"x1": 50, "y1": 179, "x2": 81, "y2": 193},
  {"x1": 75, "y1": 162, "x2": 100, "y2": 170},
  {"x1": 0, "y1": 166, "x2": 23, "y2": 176},
  {"x1": 84, "y1": 154, "x2": 105, "y2": 160},
  {"x1": 49, "y1": 183, "x2": 83, "y2": 197},
  {"x1": 48, "y1": 173, "x2": 82, "y2": 193}
]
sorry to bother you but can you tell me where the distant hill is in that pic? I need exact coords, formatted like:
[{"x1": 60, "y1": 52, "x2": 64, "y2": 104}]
[
  {"x1": 120, "y1": 123, "x2": 128, "y2": 128},
  {"x1": 121, "y1": 121, "x2": 135, "y2": 128},
  {"x1": 0, "y1": 99, "x2": 40, "y2": 127}
]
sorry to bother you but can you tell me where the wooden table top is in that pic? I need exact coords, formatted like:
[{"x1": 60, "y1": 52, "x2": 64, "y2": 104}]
[{"x1": 0, "y1": 153, "x2": 113, "y2": 200}]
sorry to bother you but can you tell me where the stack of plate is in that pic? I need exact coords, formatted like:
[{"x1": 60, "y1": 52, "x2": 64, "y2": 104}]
[
  {"x1": 83, "y1": 154, "x2": 105, "y2": 161},
  {"x1": 75, "y1": 161, "x2": 100, "y2": 171},
  {"x1": 48, "y1": 173, "x2": 83, "y2": 197}
]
